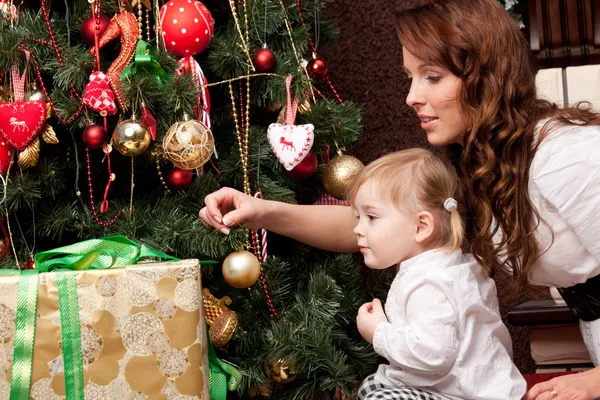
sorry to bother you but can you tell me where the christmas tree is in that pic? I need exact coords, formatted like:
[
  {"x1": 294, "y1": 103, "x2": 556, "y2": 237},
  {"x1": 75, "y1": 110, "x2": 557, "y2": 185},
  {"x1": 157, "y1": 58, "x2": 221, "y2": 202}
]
[{"x1": 0, "y1": 0, "x2": 379, "y2": 398}]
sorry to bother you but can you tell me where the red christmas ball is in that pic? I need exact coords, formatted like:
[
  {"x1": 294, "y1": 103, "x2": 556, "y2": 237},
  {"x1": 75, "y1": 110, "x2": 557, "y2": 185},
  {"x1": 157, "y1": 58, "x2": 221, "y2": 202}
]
[
  {"x1": 253, "y1": 46, "x2": 276, "y2": 73},
  {"x1": 80, "y1": 14, "x2": 111, "y2": 46},
  {"x1": 307, "y1": 58, "x2": 328, "y2": 80},
  {"x1": 285, "y1": 151, "x2": 318, "y2": 180},
  {"x1": 167, "y1": 167, "x2": 194, "y2": 190},
  {"x1": 159, "y1": 0, "x2": 215, "y2": 57},
  {"x1": 82, "y1": 125, "x2": 107, "y2": 149}
]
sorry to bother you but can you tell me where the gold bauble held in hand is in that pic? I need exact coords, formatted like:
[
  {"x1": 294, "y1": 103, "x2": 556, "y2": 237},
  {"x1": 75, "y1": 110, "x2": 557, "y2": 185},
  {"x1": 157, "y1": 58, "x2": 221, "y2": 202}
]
[
  {"x1": 322, "y1": 154, "x2": 365, "y2": 200},
  {"x1": 222, "y1": 250, "x2": 261, "y2": 288},
  {"x1": 163, "y1": 118, "x2": 214, "y2": 169},
  {"x1": 112, "y1": 119, "x2": 151, "y2": 157}
]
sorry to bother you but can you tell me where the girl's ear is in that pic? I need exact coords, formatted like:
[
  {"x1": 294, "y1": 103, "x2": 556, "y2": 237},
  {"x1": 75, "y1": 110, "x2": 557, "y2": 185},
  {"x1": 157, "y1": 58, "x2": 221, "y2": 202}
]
[{"x1": 415, "y1": 211, "x2": 435, "y2": 243}]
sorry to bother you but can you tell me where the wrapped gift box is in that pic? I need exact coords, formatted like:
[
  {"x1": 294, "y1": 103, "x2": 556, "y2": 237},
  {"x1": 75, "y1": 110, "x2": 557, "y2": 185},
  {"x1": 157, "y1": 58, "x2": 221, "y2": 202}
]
[{"x1": 0, "y1": 258, "x2": 210, "y2": 399}]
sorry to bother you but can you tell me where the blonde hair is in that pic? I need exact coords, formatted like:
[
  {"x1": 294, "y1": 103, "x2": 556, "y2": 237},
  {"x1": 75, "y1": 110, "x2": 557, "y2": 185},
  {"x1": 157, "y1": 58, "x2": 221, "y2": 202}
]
[{"x1": 348, "y1": 149, "x2": 464, "y2": 251}]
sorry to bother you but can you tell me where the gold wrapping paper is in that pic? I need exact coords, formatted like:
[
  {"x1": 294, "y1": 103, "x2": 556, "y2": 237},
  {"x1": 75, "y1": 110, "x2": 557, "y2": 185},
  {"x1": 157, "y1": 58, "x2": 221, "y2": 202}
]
[{"x1": 0, "y1": 259, "x2": 209, "y2": 399}]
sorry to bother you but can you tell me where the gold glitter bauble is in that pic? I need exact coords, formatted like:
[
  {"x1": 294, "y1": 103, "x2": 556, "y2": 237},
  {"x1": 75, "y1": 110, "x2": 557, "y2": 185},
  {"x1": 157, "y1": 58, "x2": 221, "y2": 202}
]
[
  {"x1": 222, "y1": 250, "x2": 261, "y2": 289},
  {"x1": 322, "y1": 154, "x2": 365, "y2": 200},
  {"x1": 209, "y1": 309, "x2": 238, "y2": 348},
  {"x1": 266, "y1": 359, "x2": 297, "y2": 383},
  {"x1": 163, "y1": 119, "x2": 214, "y2": 170},
  {"x1": 112, "y1": 119, "x2": 151, "y2": 157}
]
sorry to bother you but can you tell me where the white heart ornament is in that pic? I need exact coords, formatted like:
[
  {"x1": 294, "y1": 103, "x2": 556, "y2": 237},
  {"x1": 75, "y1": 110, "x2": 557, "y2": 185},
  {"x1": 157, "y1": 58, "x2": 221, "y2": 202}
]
[{"x1": 267, "y1": 123, "x2": 314, "y2": 171}]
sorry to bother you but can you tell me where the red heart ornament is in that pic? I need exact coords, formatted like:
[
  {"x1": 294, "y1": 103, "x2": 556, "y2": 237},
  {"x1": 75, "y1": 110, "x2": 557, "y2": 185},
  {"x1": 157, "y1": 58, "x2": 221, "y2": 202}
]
[
  {"x1": 0, "y1": 101, "x2": 46, "y2": 151},
  {"x1": 83, "y1": 71, "x2": 118, "y2": 116},
  {"x1": 267, "y1": 123, "x2": 314, "y2": 171}
]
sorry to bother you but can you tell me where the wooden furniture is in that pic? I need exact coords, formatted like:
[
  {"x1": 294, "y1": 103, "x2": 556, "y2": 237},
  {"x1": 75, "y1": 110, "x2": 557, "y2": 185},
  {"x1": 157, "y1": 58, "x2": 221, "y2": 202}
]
[{"x1": 528, "y1": 0, "x2": 600, "y2": 67}]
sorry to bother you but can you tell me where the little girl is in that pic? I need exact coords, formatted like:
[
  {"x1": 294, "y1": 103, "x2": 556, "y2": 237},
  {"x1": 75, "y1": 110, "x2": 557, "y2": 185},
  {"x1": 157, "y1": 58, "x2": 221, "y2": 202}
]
[{"x1": 349, "y1": 149, "x2": 526, "y2": 400}]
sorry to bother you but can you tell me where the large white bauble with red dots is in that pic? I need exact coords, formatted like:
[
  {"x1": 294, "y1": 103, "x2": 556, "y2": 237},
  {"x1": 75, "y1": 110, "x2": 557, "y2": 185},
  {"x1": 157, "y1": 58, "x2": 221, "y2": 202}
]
[{"x1": 159, "y1": 0, "x2": 215, "y2": 57}]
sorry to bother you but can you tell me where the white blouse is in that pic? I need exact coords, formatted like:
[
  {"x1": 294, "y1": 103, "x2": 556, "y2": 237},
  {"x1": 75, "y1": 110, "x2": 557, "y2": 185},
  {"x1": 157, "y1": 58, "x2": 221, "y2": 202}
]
[
  {"x1": 372, "y1": 249, "x2": 526, "y2": 400},
  {"x1": 528, "y1": 120, "x2": 600, "y2": 287}
]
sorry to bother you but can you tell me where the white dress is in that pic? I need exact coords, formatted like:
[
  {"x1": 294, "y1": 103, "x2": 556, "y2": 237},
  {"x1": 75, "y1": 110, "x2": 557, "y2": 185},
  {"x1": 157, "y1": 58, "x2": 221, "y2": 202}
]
[
  {"x1": 528, "y1": 120, "x2": 600, "y2": 364},
  {"x1": 372, "y1": 249, "x2": 526, "y2": 400}
]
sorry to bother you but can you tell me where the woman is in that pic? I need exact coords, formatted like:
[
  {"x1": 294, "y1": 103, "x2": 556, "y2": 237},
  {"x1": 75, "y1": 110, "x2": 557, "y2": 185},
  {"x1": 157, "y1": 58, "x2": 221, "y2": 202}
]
[{"x1": 200, "y1": 0, "x2": 600, "y2": 398}]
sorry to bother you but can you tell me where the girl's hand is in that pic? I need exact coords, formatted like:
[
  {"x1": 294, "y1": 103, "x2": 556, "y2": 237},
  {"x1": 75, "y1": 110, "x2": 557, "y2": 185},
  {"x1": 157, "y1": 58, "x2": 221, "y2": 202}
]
[{"x1": 356, "y1": 299, "x2": 388, "y2": 343}]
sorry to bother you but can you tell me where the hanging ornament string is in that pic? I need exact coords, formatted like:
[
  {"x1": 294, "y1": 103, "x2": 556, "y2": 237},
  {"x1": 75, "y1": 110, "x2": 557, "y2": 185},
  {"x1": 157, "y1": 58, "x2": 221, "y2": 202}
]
[
  {"x1": 295, "y1": 0, "x2": 345, "y2": 106},
  {"x1": 85, "y1": 147, "x2": 122, "y2": 227},
  {"x1": 92, "y1": 0, "x2": 103, "y2": 71},
  {"x1": 154, "y1": 0, "x2": 164, "y2": 51},
  {"x1": 228, "y1": 0, "x2": 255, "y2": 71},
  {"x1": 10, "y1": 52, "x2": 29, "y2": 102}
]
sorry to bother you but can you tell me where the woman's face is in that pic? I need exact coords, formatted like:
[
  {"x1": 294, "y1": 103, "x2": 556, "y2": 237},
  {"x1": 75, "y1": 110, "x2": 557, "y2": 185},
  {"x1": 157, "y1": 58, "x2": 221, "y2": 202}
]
[{"x1": 403, "y1": 48, "x2": 467, "y2": 146}]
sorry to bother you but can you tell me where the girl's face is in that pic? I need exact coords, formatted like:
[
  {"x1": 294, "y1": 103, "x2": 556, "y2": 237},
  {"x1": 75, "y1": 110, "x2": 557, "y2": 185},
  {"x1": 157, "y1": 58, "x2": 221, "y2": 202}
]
[
  {"x1": 352, "y1": 180, "x2": 419, "y2": 270},
  {"x1": 403, "y1": 48, "x2": 467, "y2": 146}
]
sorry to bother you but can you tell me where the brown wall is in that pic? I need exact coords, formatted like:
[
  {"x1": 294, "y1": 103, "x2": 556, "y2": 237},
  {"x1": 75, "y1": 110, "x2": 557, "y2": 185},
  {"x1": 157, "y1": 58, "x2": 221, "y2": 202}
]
[{"x1": 321, "y1": 0, "x2": 539, "y2": 373}]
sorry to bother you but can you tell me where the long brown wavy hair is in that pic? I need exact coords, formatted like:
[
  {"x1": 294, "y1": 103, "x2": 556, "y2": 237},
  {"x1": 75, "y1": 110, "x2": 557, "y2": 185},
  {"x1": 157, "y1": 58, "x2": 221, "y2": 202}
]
[{"x1": 396, "y1": 0, "x2": 600, "y2": 293}]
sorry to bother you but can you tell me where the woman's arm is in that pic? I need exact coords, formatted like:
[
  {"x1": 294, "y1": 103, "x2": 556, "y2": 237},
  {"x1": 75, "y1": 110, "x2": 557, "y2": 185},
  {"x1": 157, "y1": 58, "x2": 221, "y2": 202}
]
[{"x1": 200, "y1": 187, "x2": 359, "y2": 253}]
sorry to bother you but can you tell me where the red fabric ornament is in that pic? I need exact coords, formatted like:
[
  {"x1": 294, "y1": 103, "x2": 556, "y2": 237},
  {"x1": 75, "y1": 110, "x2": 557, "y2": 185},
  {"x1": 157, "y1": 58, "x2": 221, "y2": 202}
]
[
  {"x1": 83, "y1": 72, "x2": 118, "y2": 116},
  {"x1": 159, "y1": 0, "x2": 214, "y2": 57},
  {"x1": 90, "y1": 11, "x2": 140, "y2": 111},
  {"x1": 285, "y1": 151, "x2": 317, "y2": 180},
  {"x1": 167, "y1": 167, "x2": 193, "y2": 190},
  {"x1": 307, "y1": 57, "x2": 328, "y2": 80},
  {"x1": 80, "y1": 14, "x2": 111, "y2": 46},
  {"x1": 141, "y1": 105, "x2": 157, "y2": 141},
  {"x1": 253, "y1": 46, "x2": 276, "y2": 73},
  {"x1": 0, "y1": 100, "x2": 46, "y2": 151},
  {"x1": 82, "y1": 125, "x2": 107, "y2": 149}
]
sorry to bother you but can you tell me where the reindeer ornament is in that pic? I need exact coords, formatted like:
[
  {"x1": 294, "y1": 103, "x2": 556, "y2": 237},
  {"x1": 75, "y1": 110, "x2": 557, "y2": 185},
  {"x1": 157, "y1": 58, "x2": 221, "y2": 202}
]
[
  {"x1": 267, "y1": 76, "x2": 314, "y2": 171},
  {"x1": 0, "y1": 62, "x2": 59, "y2": 172}
]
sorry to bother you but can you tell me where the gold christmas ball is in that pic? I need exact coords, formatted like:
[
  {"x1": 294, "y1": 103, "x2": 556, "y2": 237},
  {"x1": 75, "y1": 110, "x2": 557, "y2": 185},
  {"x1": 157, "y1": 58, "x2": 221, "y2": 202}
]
[
  {"x1": 25, "y1": 86, "x2": 46, "y2": 102},
  {"x1": 163, "y1": 119, "x2": 214, "y2": 170},
  {"x1": 112, "y1": 119, "x2": 151, "y2": 157},
  {"x1": 266, "y1": 359, "x2": 297, "y2": 383},
  {"x1": 322, "y1": 154, "x2": 365, "y2": 200},
  {"x1": 0, "y1": 239, "x2": 7, "y2": 261},
  {"x1": 222, "y1": 250, "x2": 261, "y2": 289}
]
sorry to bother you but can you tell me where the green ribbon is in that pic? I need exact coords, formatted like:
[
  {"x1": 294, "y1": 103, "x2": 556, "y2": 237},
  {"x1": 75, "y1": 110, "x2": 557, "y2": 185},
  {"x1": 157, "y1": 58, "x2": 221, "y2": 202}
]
[
  {"x1": 5, "y1": 235, "x2": 237, "y2": 399},
  {"x1": 3, "y1": 269, "x2": 38, "y2": 400},
  {"x1": 120, "y1": 40, "x2": 169, "y2": 86},
  {"x1": 207, "y1": 325, "x2": 242, "y2": 400},
  {"x1": 34, "y1": 235, "x2": 179, "y2": 272}
]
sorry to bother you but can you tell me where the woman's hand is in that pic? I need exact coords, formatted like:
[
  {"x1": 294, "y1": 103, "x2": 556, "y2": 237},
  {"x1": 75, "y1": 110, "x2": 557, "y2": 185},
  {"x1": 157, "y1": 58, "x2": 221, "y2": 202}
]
[
  {"x1": 524, "y1": 366, "x2": 600, "y2": 400},
  {"x1": 357, "y1": 299, "x2": 388, "y2": 344},
  {"x1": 199, "y1": 187, "x2": 267, "y2": 234}
]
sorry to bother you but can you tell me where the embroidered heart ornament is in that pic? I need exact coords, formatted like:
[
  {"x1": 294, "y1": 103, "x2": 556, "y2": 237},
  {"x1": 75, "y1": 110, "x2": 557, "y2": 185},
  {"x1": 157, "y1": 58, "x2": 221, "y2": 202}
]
[
  {"x1": 267, "y1": 123, "x2": 314, "y2": 171},
  {"x1": 0, "y1": 100, "x2": 46, "y2": 151},
  {"x1": 83, "y1": 71, "x2": 117, "y2": 116}
]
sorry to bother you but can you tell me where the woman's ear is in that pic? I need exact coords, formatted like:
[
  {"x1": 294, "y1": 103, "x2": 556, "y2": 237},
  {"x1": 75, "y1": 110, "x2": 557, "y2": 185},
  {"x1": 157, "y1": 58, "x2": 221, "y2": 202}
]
[{"x1": 415, "y1": 211, "x2": 435, "y2": 243}]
